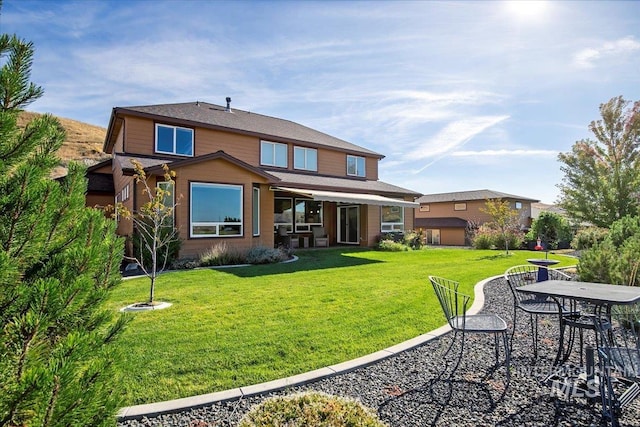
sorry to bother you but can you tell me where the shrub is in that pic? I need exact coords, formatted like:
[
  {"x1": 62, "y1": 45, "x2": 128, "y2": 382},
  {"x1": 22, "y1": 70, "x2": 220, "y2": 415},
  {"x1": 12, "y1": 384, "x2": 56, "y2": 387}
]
[
  {"x1": 403, "y1": 230, "x2": 424, "y2": 249},
  {"x1": 199, "y1": 242, "x2": 246, "y2": 266},
  {"x1": 170, "y1": 258, "x2": 201, "y2": 270},
  {"x1": 246, "y1": 246, "x2": 288, "y2": 264},
  {"x1": 238, "y1": 392, "x2": 388, "y2": 427},
  {"x1": 377, "y1": 239, "x2": 408, "y2": 251},
  {"x1": 472, "y1": 232, "x2": 494, "y2": 249},
  {"x1": 578, "y1": 216, "x2": 640, "y2": 287},
  {"x1": 571, "y1": 227, "x2": 608, "y2": 250}
]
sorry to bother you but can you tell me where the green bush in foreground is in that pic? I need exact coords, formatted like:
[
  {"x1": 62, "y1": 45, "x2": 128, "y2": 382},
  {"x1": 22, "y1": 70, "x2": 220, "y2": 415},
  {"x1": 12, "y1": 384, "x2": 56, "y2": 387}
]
[{"x1": 238, "y1": 392, "x2": 388, "y2": 427}]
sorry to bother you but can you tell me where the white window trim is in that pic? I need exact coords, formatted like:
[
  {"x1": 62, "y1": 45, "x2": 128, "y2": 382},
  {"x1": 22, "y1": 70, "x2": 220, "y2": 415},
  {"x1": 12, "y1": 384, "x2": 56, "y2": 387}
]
[
  {"x1": 381, "y1": 206, "x2": 404, "y2": 232},
  {"x1": 294, "y1": 146, "x2": 318, "y2": 171},
  {"x1": 454, "y1": 202, "x2": 467, "y2": 211},
  {"x1": 190, "y1": 182, "x2": 243, "y2": 238},
  {"x1": 253, "y1": 186, "x2": 260, "y2": 237},
  {"x1": 274, "y1": 197, "x2": 293, "y2": 233},
  {"x1": 155, "y1": 123, "x2": 194, "y2": 157},
  {"x1": 347, "y1": 155, "x2": 366, "y2": 177},
  {"x1": 261, "y1": 140, "x2": 288, "y2": 168},
  {"x1": 294, "y1": 198, "x2": 323, "y2": 233}
]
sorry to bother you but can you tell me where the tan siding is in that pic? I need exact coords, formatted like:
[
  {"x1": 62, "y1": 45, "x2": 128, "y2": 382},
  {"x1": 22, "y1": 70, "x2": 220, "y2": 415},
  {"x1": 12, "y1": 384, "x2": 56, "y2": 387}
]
[
  {"x1": 363, "y1": 205, "x2": 379, "y2": 246},
  {"x1": 86, "y1": 194, "x2": 113, "y2": 212},
  {"x1": 123, "y1": 116, "x2": 155, "y2": 155},
  {"x1": 440, "y1": 229, "x2": 466, "y2": 246},
  {"x1": 366, "y1": 155, "x2": 378, "y2": 180},
  {"x1": 112, "y1": 165, "x2": 134, "y2": 236},
  {"x1": 318, "y1": 148, "x2": 345, "y2": 176},
  {"x1": 171, "y1": 159, "x2": 272, "y2": 259},
  {"x1": 195, "y1": 128, "x2": 259, "y2": 164},
  {"x1": 403, "y1": 206, "x2": 414, "y2": 230},
  {"x1": 415, "y1": 198, "x2": 533, "y2": 229},
  {"x1": 113, "y1": 126, "x2": 124, "y2": 153}
]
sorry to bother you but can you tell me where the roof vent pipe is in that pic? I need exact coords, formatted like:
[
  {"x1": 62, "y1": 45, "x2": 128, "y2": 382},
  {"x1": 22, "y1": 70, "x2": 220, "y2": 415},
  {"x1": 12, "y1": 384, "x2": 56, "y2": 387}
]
[{"x1": 225, "y1": 97, "x2": 231, "y2": 112}]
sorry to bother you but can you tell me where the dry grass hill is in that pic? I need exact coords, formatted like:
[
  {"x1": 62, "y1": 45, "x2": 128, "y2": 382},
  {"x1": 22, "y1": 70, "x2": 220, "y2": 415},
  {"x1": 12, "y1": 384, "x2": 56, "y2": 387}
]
[{"x1": 17, "y1": 111, "x2": 110, "y2": 177}]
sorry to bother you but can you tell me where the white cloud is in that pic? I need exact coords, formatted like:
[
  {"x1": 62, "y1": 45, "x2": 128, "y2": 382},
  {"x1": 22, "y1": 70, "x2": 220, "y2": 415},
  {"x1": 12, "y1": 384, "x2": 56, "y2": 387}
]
[
  {"x1": 409, "y1": 115, "x2": 510, "y2": 173},
  {"x1": 573, "y1": 36, "x2": 640, "y2": 69},
  {"x1": 451, "y1": 149, "x2": 558, "y2": 157}
]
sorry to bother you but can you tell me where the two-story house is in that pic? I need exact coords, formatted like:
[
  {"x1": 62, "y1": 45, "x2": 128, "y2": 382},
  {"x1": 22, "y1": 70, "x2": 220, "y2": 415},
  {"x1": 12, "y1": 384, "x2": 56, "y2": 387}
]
[
  {"x1": 87, "y1": 99, "x2": 420, "y2": 259},
  {"x1": 414, "y1": 189, "x2": 538, "y2": 246}
]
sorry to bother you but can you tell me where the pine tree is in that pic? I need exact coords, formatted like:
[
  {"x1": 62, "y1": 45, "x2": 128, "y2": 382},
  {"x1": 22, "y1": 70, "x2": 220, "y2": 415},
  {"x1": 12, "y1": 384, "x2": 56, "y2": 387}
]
[{"x1": 0, "y1": 31, "x2": 127, "y2": 427}]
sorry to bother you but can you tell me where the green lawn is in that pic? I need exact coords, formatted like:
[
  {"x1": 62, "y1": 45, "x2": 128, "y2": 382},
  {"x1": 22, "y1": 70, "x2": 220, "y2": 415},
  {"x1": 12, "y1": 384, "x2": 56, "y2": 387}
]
[{"x1": 107, "y1": 247, "x2": 576, "y2": 405}]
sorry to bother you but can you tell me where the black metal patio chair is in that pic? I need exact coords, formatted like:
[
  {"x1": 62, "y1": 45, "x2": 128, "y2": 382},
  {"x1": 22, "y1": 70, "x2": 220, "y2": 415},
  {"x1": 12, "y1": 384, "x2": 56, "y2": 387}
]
[
  {"x1": 429, "y1": 275, "x2": 510, "y2": 378},
  {"x1": 594, "y1": 304, "x2": 640, "y2": 427},
  {"x1": 505, "y1": 265, "x2": 582, "y2": 360}
]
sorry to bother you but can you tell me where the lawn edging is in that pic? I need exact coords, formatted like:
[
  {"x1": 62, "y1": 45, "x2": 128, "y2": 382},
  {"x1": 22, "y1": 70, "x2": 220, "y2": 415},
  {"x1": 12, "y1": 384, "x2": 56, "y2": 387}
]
[{"x1": 116, "y1": 273, "x2": 501, "y2": 421}]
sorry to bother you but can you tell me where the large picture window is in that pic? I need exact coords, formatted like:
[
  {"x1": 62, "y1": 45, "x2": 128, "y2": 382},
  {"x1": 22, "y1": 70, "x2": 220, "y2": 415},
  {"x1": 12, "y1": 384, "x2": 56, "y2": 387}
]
[
  {"x1": 381, "y1": 206, "x2": 404, "y2": 232},
  {"x1": 294, "y1": 199, "x2": 323, "y2": 232},
  {"x1": 274, "y1": 197, "x2": 293, "y2": 233},
  {"x1": 190, "y1": 183, "x2": 242, "y2": 237},
  {"x1": 156, "y1": 124, "x2": 193, "y2": 156},
  {"x1": 347, "y1": 155, "x2": 365, "y2": 177},
  {"x1": 294, "y1": 147, "x2": 318, "y2": 171},
  {"x1": 261, "y1": 141, "x2": 288, "y2": 168}
]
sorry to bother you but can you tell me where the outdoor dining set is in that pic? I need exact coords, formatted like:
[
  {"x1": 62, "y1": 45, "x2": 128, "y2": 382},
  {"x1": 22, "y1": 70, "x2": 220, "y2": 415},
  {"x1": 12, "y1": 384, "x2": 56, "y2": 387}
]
[{"x1": 430, "y1": 264, "x2": 640, "y2": 427}]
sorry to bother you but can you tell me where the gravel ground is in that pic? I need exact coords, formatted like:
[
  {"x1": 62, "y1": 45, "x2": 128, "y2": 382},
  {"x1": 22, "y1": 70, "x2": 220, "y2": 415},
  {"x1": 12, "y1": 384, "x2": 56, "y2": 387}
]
[{"x1": 119, "y1": 277, "x2": 640, "y2": 426}]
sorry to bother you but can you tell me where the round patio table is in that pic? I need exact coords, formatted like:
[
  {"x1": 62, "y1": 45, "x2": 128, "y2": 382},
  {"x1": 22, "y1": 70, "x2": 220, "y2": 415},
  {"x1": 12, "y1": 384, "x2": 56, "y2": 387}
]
[{"x1": 527, "y1": 258, "x2": 560, "y2": 281}]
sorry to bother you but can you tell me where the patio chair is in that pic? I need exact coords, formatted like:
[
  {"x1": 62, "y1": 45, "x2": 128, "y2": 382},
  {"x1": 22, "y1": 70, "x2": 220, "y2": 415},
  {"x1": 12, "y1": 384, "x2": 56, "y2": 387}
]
[
  {"x1": 505, "y1": 265, "x2": 578, "y2": 360},
  {"x1": 429, "y1": 275, "x2": 510, "y2": 377},
  {"x1": 594, "y1": 304, "x2": 640, "y2": 427},
  {"x1": 312, "y1": 226, "x2": 329, "y2": 247}
]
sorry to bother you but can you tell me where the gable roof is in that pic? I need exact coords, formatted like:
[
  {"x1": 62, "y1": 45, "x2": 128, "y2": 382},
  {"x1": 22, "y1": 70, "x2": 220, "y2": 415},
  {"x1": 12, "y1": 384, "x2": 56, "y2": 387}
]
[
  {"x1": 115, "y1": 151, "x2": 279, "y2": 182},
  {"x1": 416, "y1": 189, "x2": 538, "y2": 204},
  {"x1": 104, "y1": 101, "x2": 383, "y2": 158}
]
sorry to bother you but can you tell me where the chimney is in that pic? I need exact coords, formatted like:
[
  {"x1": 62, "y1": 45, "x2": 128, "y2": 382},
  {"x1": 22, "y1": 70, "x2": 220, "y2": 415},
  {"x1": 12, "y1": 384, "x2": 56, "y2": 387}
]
[{"x1": 225, "y1": 97, "x2": 232, "y2": 112}]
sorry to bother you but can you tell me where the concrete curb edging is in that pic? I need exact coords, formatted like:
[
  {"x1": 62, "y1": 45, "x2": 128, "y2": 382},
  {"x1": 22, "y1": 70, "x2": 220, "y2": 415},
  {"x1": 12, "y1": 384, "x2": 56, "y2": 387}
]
[{"x1": 116, "y1": 274, "x2": 502, "y2": 421}]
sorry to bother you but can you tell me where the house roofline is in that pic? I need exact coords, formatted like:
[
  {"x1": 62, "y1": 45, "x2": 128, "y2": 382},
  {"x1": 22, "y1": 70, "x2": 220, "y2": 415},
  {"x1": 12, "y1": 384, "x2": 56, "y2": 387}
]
[{"x1": 104, "y1": 107, "x2": 385, "y2": 159}]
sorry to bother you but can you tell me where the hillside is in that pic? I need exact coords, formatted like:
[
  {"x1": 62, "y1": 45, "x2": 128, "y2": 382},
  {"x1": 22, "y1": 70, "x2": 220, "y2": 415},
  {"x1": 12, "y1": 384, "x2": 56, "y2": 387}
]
[{"x1": 17, "y1": 111, "x2": 111, "y2": 177}]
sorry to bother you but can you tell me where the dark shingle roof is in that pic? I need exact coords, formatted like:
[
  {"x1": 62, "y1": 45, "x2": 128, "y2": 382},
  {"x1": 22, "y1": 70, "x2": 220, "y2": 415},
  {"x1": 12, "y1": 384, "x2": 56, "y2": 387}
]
[
  {"x1": 109, "y1": 101, "x2": 383, "y2": 158},
  {"x1": 417, "y1": 189, "x2": 538, "y2": 204},
  {"x1": 414, "y1": 217, "x2": 468, "y2": 228}
]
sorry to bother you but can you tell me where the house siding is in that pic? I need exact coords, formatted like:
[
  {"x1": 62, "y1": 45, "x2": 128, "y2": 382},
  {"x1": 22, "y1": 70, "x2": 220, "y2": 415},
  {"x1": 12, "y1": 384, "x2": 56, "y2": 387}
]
[
  {"x1": 99, "y1": 104, "x2": 420, "y2": 259},
  {"x1": 171, "y1": 158, "x2": 273, "y2": 258}
]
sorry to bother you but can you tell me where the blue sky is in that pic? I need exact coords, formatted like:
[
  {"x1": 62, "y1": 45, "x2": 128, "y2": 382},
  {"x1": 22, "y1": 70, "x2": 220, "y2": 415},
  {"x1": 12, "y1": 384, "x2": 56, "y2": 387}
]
[{"x1": 3, "y1": 0, "x2": 640, "y2": 204}]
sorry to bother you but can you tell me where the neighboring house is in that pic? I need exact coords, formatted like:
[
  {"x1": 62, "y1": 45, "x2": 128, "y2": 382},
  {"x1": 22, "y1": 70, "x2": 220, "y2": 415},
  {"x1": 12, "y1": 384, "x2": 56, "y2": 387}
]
[
  {"x1": 531, "y1": 202, "x2": 567, "y2": 219},
  {"x1": 88, "y1": 99, "x2": 420, "y2": 259},
  {"x1": 414, "y1": 189, "x2": 539, "y2": 246}
]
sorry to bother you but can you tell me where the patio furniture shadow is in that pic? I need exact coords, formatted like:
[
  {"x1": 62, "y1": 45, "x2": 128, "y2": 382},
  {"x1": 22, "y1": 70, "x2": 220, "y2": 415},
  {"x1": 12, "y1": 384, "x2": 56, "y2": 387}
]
[{"x1": 378, "y1": 378, "x2": 503, "y2": 426}]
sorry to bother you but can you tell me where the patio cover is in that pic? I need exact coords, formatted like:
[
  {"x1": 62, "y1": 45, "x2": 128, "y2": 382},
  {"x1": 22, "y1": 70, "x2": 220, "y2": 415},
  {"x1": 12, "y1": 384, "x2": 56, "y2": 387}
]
[{"x1": 272, "y1": 186, "x2": 419, "y2": 208}]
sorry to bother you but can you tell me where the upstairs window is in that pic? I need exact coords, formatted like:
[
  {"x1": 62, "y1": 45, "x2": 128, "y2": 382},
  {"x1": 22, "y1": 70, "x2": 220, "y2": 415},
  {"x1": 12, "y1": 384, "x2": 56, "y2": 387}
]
[
  {"x1": 294, "y1": 146, "x2": 318, "y2": 171},
  {"x1": 155, "y1": 124, "x2": 193, "y2": 156},
  {"x1": 261, "y1": 141, "x2": 287, "y2": 168},
  {"x1": 454, "y1": 203, "x2": 467, "y2": 211},
  {"x1": 347, "y1": 155, "x2": 365, "y2": 177}
]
